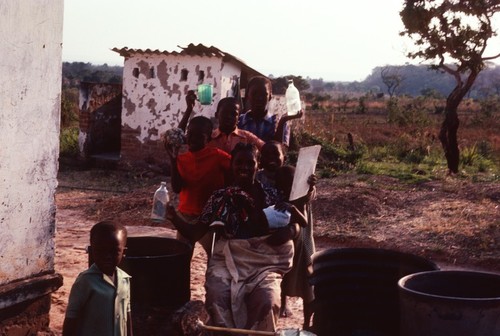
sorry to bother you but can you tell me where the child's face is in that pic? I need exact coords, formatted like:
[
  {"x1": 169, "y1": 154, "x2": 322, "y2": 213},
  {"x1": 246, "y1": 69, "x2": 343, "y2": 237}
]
[
  {"x1": 186, "y1": 123, "x2": 209, "y2": 152},
  {"x1": 91, "y1": 230, "x2": 126, "y2": 276},
  {"x1": 247, "y1": 82, "x2": 271, "y2": 119},
  {"x1": 217, "y1": 102, "x2": 240, "y2": 134},
  {"x1": 260, "y1": 143, "x2": 285, "y2": 172},
  {"x1": 231, "y1": 150, "x2": 259, "y2": 186}
]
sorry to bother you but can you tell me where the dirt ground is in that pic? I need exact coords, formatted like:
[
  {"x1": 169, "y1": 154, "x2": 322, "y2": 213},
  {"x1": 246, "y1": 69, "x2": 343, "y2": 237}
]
[{"x1": 50, "y1": 167, "x2": 499, "y2": 335}]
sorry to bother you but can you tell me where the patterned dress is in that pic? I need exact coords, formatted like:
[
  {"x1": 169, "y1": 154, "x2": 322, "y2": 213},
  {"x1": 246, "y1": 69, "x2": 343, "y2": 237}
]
[{"x1": 198, "y1": 184, "x2": 294, "y2": 332}]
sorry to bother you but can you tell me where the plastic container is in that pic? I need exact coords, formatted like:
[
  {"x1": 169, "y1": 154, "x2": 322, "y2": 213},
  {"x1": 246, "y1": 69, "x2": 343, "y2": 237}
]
[
  {"x1": 197, "y1": 84, "x2": 213, "y2": 105},
  {"x1": 285, "y1": 79, "x2": 301, "y2": 116},
  {"x1": 151, "y1": 182, "x2": 169, "y2": 221},
  {"x1": 309, "y1": 247, "x2": 439, "y2": 336},
  {"x1": 399, "y1": 270, "x2": 500, "y2": 336}
]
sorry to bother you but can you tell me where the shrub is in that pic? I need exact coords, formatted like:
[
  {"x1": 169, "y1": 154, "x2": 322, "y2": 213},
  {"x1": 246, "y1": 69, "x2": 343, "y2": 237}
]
[
  {"x1": 461, "y1": 144, "x2": 479, "y2": 166},
  {"x1": 292, "y1": 130, "x2": 364, "y2": 174},
  {"x1": 60, "y1": 127, "x2": 79, "y2": 157},
  {"x1": 479, "y1": 96, "x2": 500, "y2": 118}
]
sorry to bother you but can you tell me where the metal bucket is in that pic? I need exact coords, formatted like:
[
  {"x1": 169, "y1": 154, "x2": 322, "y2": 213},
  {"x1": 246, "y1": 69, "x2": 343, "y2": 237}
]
[
  {"x1": 399, "y1": 270, "x2": 500, "y2": 336},
  {"x1": 120, "y1": 236, "x2": 192, "y2": 309},
  {"x1": 309, "y1": 248, "x2": 439, "y2": 336}
]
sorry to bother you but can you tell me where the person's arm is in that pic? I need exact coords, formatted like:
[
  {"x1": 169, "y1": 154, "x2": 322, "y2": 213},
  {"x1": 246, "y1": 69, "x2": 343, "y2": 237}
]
[
  {"x1": 169, "y1": 156, "x2": 183, "y2": 194},
  {"x1": 127, "y1": 311, "x2": 133, "y2": 336},
  {"x1": 166, "y1": 205, "x2": 208, "y2": 243},
  {"x1": 275, "y1": 202, "x2": 308, "y2": 228},
  {"x1": 178, "y1": 90, "x2": 196, "y2": 131},
  {"x1": 274, "y1": 110, "x2": 303, "y2": 144},
  {"x1": 289, "y1": 204, "x2": 308, "y2": 228},
  {"x1": 303, "y1": 174, "x2": 318, "y2": 203},
  {"x1": 266, "y1": 223, "x2": 300, "y2": 246}
]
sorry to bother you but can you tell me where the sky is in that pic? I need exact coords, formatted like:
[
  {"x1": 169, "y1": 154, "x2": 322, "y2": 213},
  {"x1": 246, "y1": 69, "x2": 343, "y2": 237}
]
[{"x1": 62, "y1": 0, "x2": 500, "y2": 82}]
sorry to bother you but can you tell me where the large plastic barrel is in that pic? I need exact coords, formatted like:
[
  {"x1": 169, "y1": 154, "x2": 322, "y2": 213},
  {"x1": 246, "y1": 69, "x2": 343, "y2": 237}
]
[
  {"x1": 399, "y1": 270, "x2": 500, "y2": 336},
  {"x1": 309, "y1": 248, "x2": 439, "y2": 336},
  {"x1": 119, "y1": 236, "x2": 192, "y2": 309}
]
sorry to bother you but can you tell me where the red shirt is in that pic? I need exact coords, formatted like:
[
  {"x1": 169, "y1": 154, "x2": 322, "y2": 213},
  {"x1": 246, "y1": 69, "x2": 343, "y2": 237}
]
[
  {"x1": 207, "y1": 128, "x2": 264, "y2": 154},
  {"x1": 176, "y1": 146, "x2": 231, "y2": 215}
]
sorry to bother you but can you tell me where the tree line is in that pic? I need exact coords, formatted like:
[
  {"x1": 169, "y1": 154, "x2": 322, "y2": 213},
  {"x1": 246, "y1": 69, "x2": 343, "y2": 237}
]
[{"x1": 62, "y1": 61, "x2": 500, "y2": 100}]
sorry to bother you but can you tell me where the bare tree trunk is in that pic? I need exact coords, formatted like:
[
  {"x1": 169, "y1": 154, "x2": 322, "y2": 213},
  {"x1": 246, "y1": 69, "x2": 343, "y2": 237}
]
[
  {"x1": 438, "y1": 107, "x2": 460, "y2": 174},
  {"x1": 438, "y1": 70, "x2": 478, "y2": 174}
]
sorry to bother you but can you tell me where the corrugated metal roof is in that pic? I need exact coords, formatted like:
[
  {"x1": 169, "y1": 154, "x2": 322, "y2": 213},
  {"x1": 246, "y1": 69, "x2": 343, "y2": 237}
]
[{"x1": 111, "y1": 43, "x2": 266, "y2": 77}]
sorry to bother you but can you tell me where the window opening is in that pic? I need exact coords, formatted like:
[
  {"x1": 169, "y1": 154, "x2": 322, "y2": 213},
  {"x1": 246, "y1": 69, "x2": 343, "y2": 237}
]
[
  {"x1": 181, "y1": 69, "x2": 188, "y2": 81},
  {"x1": 132, "y1": 68, "x2": 139, "y2": 78}
]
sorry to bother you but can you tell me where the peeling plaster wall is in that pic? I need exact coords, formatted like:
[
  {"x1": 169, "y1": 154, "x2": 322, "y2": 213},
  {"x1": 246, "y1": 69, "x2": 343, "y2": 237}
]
[
  {"x1": 0, "y1": 1, "x2": 63, "y2": 284},
  {"x1": 121, "y1": 54, "x2": 241, "y2": 144}
]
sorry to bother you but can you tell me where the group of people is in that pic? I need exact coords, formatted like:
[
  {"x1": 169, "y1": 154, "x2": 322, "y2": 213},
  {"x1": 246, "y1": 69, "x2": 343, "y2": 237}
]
[{"x1": 62, "y1": 76, "x2": 316, "y2": 335}]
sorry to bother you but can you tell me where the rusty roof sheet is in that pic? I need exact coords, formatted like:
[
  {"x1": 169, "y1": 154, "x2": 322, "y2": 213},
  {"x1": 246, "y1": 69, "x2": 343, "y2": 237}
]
[{"x1": 112, "y1": 43, "x2": 266, "y2": 77}]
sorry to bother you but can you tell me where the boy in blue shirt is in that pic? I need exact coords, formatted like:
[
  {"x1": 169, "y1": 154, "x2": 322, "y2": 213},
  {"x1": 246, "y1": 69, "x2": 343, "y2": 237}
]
[
  {"x1": 63, "y1": 221, "x2": 132, "y2": 336},
  {"x1": 238, "y1": 76, "x2": 303, "y2": 146}
]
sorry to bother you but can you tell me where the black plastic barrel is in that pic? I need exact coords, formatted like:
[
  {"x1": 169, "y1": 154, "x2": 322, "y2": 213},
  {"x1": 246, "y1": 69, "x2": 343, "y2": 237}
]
[
  {"x1": 309, "y1": 248, "x2": 439, "y2": 336},
  {"x1": 119, "y1": 236, "x2": 192, "y2": 309},
  {"x1": 399, "y1": 270, "x2": 500, "y2": 336}
]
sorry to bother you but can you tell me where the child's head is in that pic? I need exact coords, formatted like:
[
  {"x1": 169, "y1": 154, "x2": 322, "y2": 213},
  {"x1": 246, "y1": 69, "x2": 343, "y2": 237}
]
[
  {"x1": 246, "y1": 76, "x2": 272, "y2": 119},
  {"x1": 230, "y1": 142, "x2": 260, "y2": 186},
  {"x1": 90, "y1": 221, "x2": 127, "y2": 276},
  {"x1": 215, "y1": 97, "x2": 240, "y2": 134},
  {"x1": 275, "y1": 165, "x2": 295, "y2": 200},
  {"x1": 186, "y1": 116, "x2": 213, "y2": 152},
  {"x1": 260, "y1": 140, "x2": 286, "y2": 173}
]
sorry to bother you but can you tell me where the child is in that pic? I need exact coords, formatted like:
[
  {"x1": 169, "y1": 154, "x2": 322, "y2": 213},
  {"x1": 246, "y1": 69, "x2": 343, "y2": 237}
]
[
  {"x1": 63, "y1": 221, "x2": 132, "y2": 336},
  {"x1": 256, "y1": 140, "x2": 287, "y2": 203},
  {"x1": 167, "y1": 143, "x2": 296, "y2": 332},
  {"x1": 238, "y1": 76, "x2": 303, "y2": 146},
  {"x1": 208, "y1": 97, "x2": 264, "y2": 154},
  {"x1": 167, "y1": 115, "x2": 231, "y2": 254},
  {"x1": 274, "y1": 165, "x2": 317, "y2": 330}
]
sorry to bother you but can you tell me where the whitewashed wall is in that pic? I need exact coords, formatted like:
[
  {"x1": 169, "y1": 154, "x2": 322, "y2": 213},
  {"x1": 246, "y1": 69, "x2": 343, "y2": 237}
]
[
  {"x1": 121, "y1": 53, "x2": 241, "y2": 143},
  {"x1": 0, "y1": 1, "x2": 63, "y2": 285}
]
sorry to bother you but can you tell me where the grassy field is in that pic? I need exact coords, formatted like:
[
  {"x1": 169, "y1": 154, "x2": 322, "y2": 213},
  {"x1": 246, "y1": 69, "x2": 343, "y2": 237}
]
[{"x1": 290, "y1": 97, "x2": 499, "y2": 183}]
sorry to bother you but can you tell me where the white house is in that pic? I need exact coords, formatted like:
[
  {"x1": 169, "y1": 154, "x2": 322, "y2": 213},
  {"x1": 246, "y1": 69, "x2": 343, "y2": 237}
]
[
  {"x1": 111, "y1": 43, "x2": 266, "y2": 164},
  {"x1": 0, "y1": 1, "x2": 63, "y2": 333}
]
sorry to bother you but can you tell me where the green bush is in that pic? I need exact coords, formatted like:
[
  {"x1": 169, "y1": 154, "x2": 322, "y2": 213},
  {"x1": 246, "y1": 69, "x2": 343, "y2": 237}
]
[
  {"x1": 292, "y1": 131, "x2": 364, "y2": 174},
  {"x1": 60, "y1": 127, "x2": 79, "y2": 157},
  {"x1": 461, "y1": 144, "x2": 479, "y2": 166}
]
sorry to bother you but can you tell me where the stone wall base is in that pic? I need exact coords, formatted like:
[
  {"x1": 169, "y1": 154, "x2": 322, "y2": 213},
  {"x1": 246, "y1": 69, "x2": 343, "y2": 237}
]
[{"x1": 0, "y1": 273, "x2": 63, "y2": 336}]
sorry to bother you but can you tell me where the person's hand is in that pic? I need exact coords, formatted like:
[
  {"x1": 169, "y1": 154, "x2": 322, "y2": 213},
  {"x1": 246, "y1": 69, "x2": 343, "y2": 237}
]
[
  {"x1": 265, "y1": 224, "x2": 299, "y2": 245},
  {"x1": 283, "y1": 110, "x2": 304, "y2": 121},
  {"x1": 293, "y1": 110, "x2": 304, "y2": 120},
  {"x1": 186, "y1": 90, "x2": 197, "y2": 110},
  {"x1": 307, "y1": 174, "x2": 318, "y2": 189},
  {"x1": 165, "y1": 143, "x2": 179, "y2": 159},
  {"x1": 166, "y1": 204, "x2": 177, "y2": 223},
  {"x1": 274, "y1": 201, "x2": 292, "y2": 213}
]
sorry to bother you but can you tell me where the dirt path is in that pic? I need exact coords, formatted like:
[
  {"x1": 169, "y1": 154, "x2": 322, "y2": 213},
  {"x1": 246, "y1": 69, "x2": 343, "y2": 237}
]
[{"x1": 50, "y1": 170, "x2": 499, "y2": 334}]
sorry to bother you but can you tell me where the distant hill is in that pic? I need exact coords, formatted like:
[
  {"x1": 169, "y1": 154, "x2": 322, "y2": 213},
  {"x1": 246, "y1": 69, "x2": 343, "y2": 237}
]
[{"x1": 308, "y1": 64, "x2": 500, "y2": 99}]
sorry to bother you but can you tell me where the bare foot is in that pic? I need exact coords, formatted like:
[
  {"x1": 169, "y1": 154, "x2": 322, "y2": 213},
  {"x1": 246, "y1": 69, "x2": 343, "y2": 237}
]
[{"x1": 279, "y1": 306, "x2": 294, "y2": 318}]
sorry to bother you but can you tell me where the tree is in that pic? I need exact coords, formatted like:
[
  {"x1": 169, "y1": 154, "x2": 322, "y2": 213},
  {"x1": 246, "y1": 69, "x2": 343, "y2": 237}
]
[
  {"x1": 381, "y1": 66, "x2": 405, "y2": 97},
  {"x1": 400, "y1": 0, "x2": 500, "y2": 174},
  {"x1": 271, "y1": 75, "x2": 310, "y2": 95}
]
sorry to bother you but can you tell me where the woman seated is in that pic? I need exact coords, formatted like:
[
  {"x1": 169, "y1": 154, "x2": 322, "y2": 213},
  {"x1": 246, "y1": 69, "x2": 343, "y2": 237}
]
[{"x1": 167, "y1": 142, "x2": 299, "y2": 333}]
